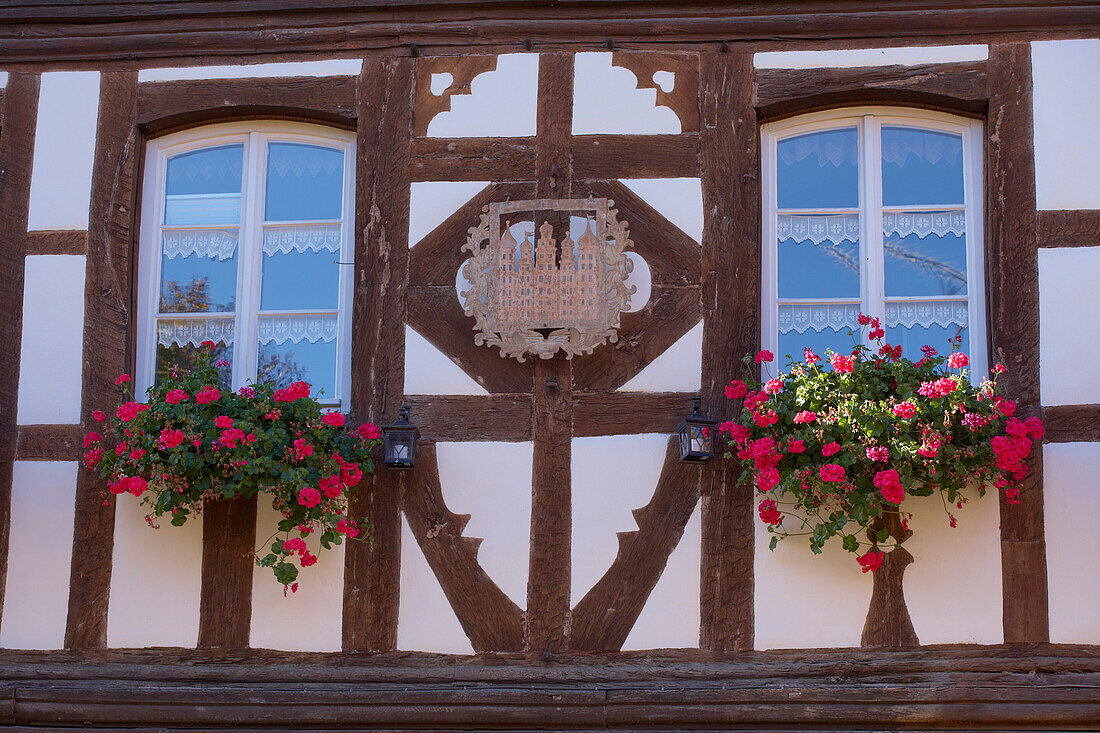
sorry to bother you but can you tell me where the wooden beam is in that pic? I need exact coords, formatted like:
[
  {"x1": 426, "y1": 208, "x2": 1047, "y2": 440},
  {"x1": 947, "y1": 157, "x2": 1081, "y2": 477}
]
[
  {"x1": 573, "y1": 134, "x2": 700, "y2": 180},
  {"x1": 573, "y1": 391, "x2": 696, "y2": 437},
  {"x1": 1038, "y1": 209, "x2": 1100, "y2": 248},
  {"x1": 343, "y1": 55, "x2": 414, "y2": 653},
  {"x1": 197, "y1": 496, "x2": 257, "y2": 649},
  {"x1": 409, "y1": 137, "x2": 535, "y2": 182},
  {"x1": 571, "y1": 436, "x2": 700, "y2": 651},
  {"x1": 412, "y1": 56, "x2": 497, "y2": 137},
  {"x1": 1043, "y1": 403, "x2": 1100, "y2": 443},
  {"x1": 25, "y1": 230, "x2": 86, "y2": 256},
  {"x1": 402, "y1": 443, "x2": 525, "y2": 651},
  {"x1": 698, "y1": 52, "x2": 757, "y2": 652},
  {"x1": 755, "y1": 61, "x2": 989, "y2": 120},
  {"x1": 987, "y1": 43, "x2": 1048, "y2": 645},
  {"x1": 0, "y1": 72, "x2": 40, "y2": 635},
  {"x1": 403, "y1": 394, "x2": 533, "y2": 442},
  {"x1": 65, "y1": 71, "x2": 139, "y2": 651},
  {"x1": 15, "y1": 424, "x2": 85, "y2": 462},
  {"x1": 136, "y1": 75, "x2": 357, "y2": 135}
]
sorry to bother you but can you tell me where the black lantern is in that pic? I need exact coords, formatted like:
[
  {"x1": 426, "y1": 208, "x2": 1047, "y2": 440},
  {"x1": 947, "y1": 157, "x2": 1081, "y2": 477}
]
[
  {"x1": 382, "y1": 405, "x2": 420, "y2": 470},
  {"x1": 677, "y1": 396, "x2": 718, "y2": 463}
]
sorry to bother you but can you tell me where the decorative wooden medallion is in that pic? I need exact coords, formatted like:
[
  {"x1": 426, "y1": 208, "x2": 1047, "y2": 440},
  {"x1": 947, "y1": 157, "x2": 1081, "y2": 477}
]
[{"x1": 460, "y1": 197, "x2": 634, "y2": 361}]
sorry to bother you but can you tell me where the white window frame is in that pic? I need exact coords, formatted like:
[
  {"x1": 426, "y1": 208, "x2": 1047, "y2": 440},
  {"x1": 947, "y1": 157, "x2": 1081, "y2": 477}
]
[
  {"x1": 136, "y1": 121, "x2": 356, "y2": 406},
  {"x1": 760, "y1": 107, "x2": 987, "y2": 377}
]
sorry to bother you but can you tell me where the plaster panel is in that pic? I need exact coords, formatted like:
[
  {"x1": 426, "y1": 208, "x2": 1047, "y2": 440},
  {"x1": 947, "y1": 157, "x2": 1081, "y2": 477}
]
[
  {"x1": 397, "y1": 516, "x2": 475, "y2": 654},
  {"x1": 0, "y1": 72, "x2": 8, "y2": 87},
  {"x1": 404, "y1": 325, "x2": 490, "y2": 396},
  {"x1": 0, "y1": 462, "x2": 77, "y2": 649},
  {"x1": 573, "y1": 53, "x2": 681, "y2": 135},
  {"x1": 17, "y1": 255, "x2": 86, "y2": 424},
  {"x1": 1044, "y1": 442, "x2": 1100, "y2": 644},
  {"x1": 1039, "y1": 246, "x2": 1100, "y2": 405},
  {"x1": 623, "y1": 252, "x2": 652, "y2": 313},
  {"x1": 427, "y1": 54, "x2": 538, "y2": 138},
  {"x1": 621, "y1": 505, "x2": 700, "y2": 650},
  {"x1": 138, "y1": 59, "x2": 363, "y2": 82},
  {"x1": 754, "y1": 45, "x2": 988, "y2": 68},
  {"x1": 409, "y1": 181, "x2": 490, "y2": 246},
  {"x1": 1032, "y1": 40, "x2": 1100, "y2": 210},
  {"x1": 435, "y1": 441, "x2": 533, "y2": 607},
  {"x1": 107, "y1": 495, "x2": 202, "y2": 648},
  {"x1": 27, "y1": 71, "x2": 100, "y2": 231},
  {"x1": 250, "y1": 499, "x2": 344, "y2": 651},
  {"x1": 572, "y1": 434, "x2": 669, "y2": 604},
  {"x1": 618, "y1": 321, "x2": 702, "y2": 392},
  {"x1": 903, "y1": 492, "x2": 1002, "y2": 644},
  {"x1": 620, "y1": 178, "x2": 704, "y2": 244}
]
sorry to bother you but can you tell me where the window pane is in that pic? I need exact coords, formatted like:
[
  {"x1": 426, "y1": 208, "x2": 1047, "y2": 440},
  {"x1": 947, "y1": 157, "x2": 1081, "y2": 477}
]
[
  {"x1": 778, "y1": 214, "x2": 860, "y2": 298},
  {"x1": 884, "y1": 211, "x2": 967, "y2": 297},
  {"x1": 265, "y1": 142, "x2": 343, "y2": 222},
  {"x1": 884, "y1": 300, "x2": 969, "y2": 361},
  {"x1": 164, "y1": 144, "x2": 243, "y2": 225},
  {"x1": 881, "y1": 127, "x2": 964, "y2": 206},
  {"x1": 777, "y1": 303, "x2": 860, "y2": 365},
  {"x1": 160, "y1": 229, "x2": 238, "y2": 313},
  {"x1": 155, "y1": 318, "x2": 234, "y2": 390},
  {"x1": 260, "y1": 224, "x2": 341, "y2": 310},
  {"x1": 777, "y1": 128, "x2": 859, "y2": 209},
  {"x1": 257, "y1": 314, "x2": 338, "y2": 398}
]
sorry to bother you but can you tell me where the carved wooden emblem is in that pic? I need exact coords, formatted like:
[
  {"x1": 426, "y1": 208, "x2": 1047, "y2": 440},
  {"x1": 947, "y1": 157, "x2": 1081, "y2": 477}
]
[{"x1": 460, "y1": 197, "x2": 634, "y2": 361}]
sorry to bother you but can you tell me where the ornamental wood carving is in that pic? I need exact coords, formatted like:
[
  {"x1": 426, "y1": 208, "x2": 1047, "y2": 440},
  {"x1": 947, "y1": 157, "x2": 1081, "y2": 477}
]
[{"x1": 460, "y1": 197, "x2": 634, "y2": 361}]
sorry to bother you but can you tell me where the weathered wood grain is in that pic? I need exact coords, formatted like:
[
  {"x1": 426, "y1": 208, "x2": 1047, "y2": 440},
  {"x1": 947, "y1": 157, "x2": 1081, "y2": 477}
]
[
  {"x1": 573, "y1": 134, "x2": 700, "y2": 180},
  {"x1": 756, "y1": 61, "x2": 989, "y2": 120},
  {"x1": 15, "y1": 424, "x2": 85, "y2": 462},
  {"x1": 409, "y1": 137, "x2": 535, "y2": 182},
  {"x1": 1038, "y1": 209, "x2": 1100, "y2": 248},
  {"x1": 1043, "y1": 403, "x2": 1100, "y2": 443},
  {"x1": 136, "y1": 75, "x2": 357, "y2": 134},
  {"x1": 611, "y1": 52, "x2": 700, "y2": 132},
  {"x1": 0, "y1": 72, "x2": 41, "y2": 635},
  {"x1": 987, "y1": 43, "x2": 1047, "y2": 645},
  {"x1": 571, "y1": 436, "x2": 701, "y2": 651},
  {"x1": 698, "y1": 52, "x2": 757, "y2": 652},
  {"x1": 403, "y1": 394, "x2": 532, "y2": 442},
  {"x1": 572, "y1": 391, "x2": 696, "y2": 437},
  {"x1": 25, "y1": 230, "x2": 87, "y2": 256},
  {"x1": 402, "y1": 442, "x2": 525, "y2": 651},
  {"x1": 65, "y1": 71, "x2": 139, "y2": 651},
  {"x1": 197, "y1": 496, "x2": 257, "y2": 649},
  {"x1": 413, "y1": 55, "x2": 497, "y2": 137},
  {"x1": 343, "y1": 56, "x2": 414, "y2": 653}
]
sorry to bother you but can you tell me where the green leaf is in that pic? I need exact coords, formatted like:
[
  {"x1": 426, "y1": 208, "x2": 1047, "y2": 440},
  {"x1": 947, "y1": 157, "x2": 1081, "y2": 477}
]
[
  {"x1": 875, "y1": 528, "x2": 889, "y2": 544},
  {"x1": 842, "y1": 534, "x2": 859, "y2": 553},
  {"x1": 769, "y1": 536, "x2": 779, "y2": 551}
]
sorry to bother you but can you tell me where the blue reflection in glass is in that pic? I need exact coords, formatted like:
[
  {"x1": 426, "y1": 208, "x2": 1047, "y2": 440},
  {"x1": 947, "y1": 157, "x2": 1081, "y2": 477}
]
[
  {"x1": 261, "y1": 250, "x2": 339, "y2": 310},
  {"x1": 777, "y1": 128, "x2": 859, "y2": 209},
  {"x1": 891, "y1": 322, "x2": 970, "y2": 363},
  {"x1": 881, "y1": 127, "x2": 964, "y2": 206},
  {"x1": 778, "y1": 327, "x2": 857, "y2": 369},
  {"x1": 778, "y1": 238, "x2": 860, "y2": 299},
  {"x1": 885, "y1": 230, "x2": 967, "y2": 297},
  {"x1": 257, "y1": 339, "x2": 337, "y2": 398},
  {"x1": 166, "y1": 145, "x2": 244, "y2": 196},
  {"x1": 265, "y1": 143, "x2": 344, "y2": 222},
  {"x1": 160, "y1": 253, "x2": 237, "y2": 312}
]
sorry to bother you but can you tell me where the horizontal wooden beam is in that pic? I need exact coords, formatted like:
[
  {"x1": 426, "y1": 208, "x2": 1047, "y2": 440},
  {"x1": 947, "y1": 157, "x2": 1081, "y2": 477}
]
[
  {"x1": 25, "y1": 230, "x2": 86, "y2": 256},
  {"x1": 410, "y1": 137, "x2": 535, "y2": 182},
  {"x1": 755, "y1": 61, "x2": 989, "y2": 120},
  {"x1": 1043, "y1": 403, "x2": 1100, "y2": 444},
  {"x1": 1039, "y1": 210, "x2": 1100, "y2": 248},
  {"x1": 573, "y1": 134, "x2": 700, "y2": 180},
  {"x1": 573, "y1": 391, "x2": 696, "y2": 437},
  {"x1": 15, "y1": 424, "x2": 85, "y2": 461},
  {"x1": 404, "y1": 394, "x2": 532, "y2": 442}
]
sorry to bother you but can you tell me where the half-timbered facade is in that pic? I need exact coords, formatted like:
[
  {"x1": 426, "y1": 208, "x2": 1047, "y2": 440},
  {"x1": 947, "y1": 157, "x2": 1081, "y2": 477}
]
[{"x1": 0, "y1": 2, "x2": 1097, "y2": 730}]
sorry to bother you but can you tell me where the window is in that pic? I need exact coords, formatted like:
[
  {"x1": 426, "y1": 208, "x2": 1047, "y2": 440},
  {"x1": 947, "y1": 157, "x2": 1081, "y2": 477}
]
[
  {"x1": 761, "y1": 108, "x2": 986, "y2": 374},
  {"x1": 137, "y1": 122, "x2": 355, "y2": 405}
]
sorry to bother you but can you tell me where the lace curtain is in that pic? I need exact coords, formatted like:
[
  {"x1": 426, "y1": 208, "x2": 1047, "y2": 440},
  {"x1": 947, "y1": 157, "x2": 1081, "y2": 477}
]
[
  {"x1": 778, "y1": 128, "x2": 961, "y2": 168},
  {"x1": 778, "y1": 303, "x2": 861, "y2": 334},
  {"x1": 885, "y1": 300, "x2": 969, "y2": 329},
  {"x1": 258, "y1": 314, "x2": 338, "y2": 344},
  {"x1": 778, "y1": 211, "x2": 966, "y2": 245},
  {"x1": 162, "y1": 229, "x2": 238, "y2": 261},
  {"x1": 262, "y1": 224, "x2": 342, "y2": 256},
  {"x1": 158, "y1": 317, "x2": 234, "y2": 347}
]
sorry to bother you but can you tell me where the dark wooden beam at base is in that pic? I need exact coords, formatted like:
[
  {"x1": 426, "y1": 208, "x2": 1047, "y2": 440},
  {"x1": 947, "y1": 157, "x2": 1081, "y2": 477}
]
[{"x1": 197, "y1": 496, "x2": 257, "y2": 650}]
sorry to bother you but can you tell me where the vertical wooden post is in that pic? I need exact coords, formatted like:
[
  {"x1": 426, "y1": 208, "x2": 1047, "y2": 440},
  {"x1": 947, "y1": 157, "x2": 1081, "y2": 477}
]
[
  {"x1": 526, "y1": 52, "x2": 575, "y2": 653},
  {"x1": 343, "y1": 55, "x2": 414, "y2": 652},
  {"x1": 0, "y1": 73, "x2": 41, "y2": 633},
  {"x1": 197, "y1": 496, "x2": 257, "y2": 649},
  {"x1": 987, "y1": 43, "x2": 1048, "y2": 644},
  {"x1": 698, "y1": 52, "x2": 758, "y2": 652},
  {"x1": 65, "y1": 71, "x2": 139, "y2": 650}
]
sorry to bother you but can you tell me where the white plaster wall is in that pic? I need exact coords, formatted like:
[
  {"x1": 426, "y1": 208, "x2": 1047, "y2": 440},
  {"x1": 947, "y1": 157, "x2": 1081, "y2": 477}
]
[
  {"x1": 1044, "y1": 442, "x2": 1100, "y2": 644},
  {"x1": 435, "y1": 442, "x2": 533, "y2": 607},
  {"x1": 0, "y1": 72, "x2": 8, "y2": 88},
  {"x1": 0, "y1": 462, "x2": 77, "y2": 649},
  {"x1": 618, "y1": 321, "x2": 702, "y2": 392},
  {"x1": 138, "y1": 59, "x2": 362, "y2": 82},
  {"x1": 1039, "y1": 247, "x2": 1100, "y2": 406},
  {"x1": 903, "y1": 492, "x2": 1002, "y2": 644},
  {"x1": 573, "y1": 53, "x2": 681, "y2": 135},
  {"x1": 427, "y1": 54, "x2": 538, "y2": 138},
  {"x1": 623, "y1": 252, "x2": 652, "y2": 313},
  {"x1": 250, "y1": 498, "x2": 345, "y2": 651},
  {"x1": 619, "y1": 178, "x2": 704, "y2": 244},
  {"x1": 1032, "y1": 39, "x2": 1100, "y2": 210},
  {"x1": 106, "y1": 495, "x2": 202, "y2": 648},
  {"x1": 27, "y1": 71, "x2": 100, "y2": 231},
  {"x1": 754, "y1": 45, "x2": 988, "y2": 68},
  {"x1": 17, "y1": 255, "x2": 86, "y2": 425},
  {"x1": 622, "y1": 505, "x2": 700, "y2": 650},
  {"x1": 397, "y1": 516, "x2": 474, "y2": 654},
  {"x1": 404, "y1": 326, "x2": 490, "y2": 396},
  {"x1": 409, "y1": 181, "x2": 490, "y2": 245}
]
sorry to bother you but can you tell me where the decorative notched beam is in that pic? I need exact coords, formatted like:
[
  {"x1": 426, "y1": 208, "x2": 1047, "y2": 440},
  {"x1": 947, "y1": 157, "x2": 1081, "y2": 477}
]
[
  {"x1": 402, "y1": 442, "x2": 525, "y2": 652},
  {"x1": 611, "y1": 51, "x2": 700, "y2": 132},
  {"x1": 413, "y1": 55, "x2": 498, "y2": 137}
]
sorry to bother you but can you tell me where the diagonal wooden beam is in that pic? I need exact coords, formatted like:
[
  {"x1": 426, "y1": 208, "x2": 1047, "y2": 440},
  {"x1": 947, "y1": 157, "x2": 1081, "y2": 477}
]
[
  {"x1": 571, "y1": 436, "x2": 701, "y2": 651},
  {"x1": 402, "y1": 442, "x2": 525, "y2": 652}
]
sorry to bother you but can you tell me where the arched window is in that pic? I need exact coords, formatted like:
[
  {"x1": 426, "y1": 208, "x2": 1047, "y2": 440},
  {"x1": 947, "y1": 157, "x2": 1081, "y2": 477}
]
[
  {"x1": 136, "y1": 122, "x2": 355, "y2": 405},
  {"x1": 761, "y1": 108, "x2": 986, "y2": 374}
]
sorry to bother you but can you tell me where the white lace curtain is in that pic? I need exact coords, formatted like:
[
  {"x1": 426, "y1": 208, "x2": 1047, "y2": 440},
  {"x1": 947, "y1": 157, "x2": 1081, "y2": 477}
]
[
  {"x1": 778, "y1": 300, "x2": 968, "y2": 334},
  {"x1": 159, "y1": 314, "x2": 338, "y2": 347},
  {"x1": 885, "y1": 300, "x2": 969, "y2": 329},
  {"x1": 161, "y1": 224, "x2": 342, "y2": 261},
  {"x1": 778, "y1": 128, "x2": 962, "y2": 168},
  {"x1": 778, "y1": 211, "x2": 966, "y2": 245}
]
